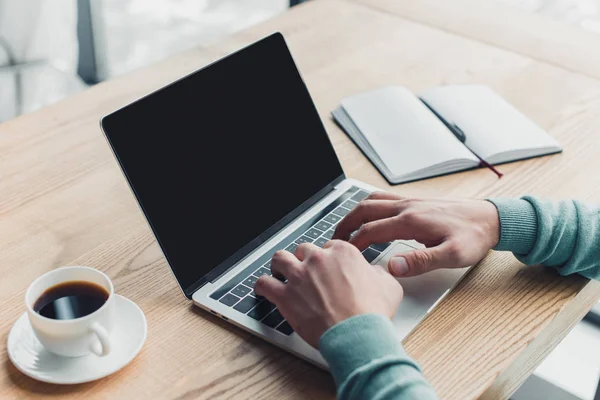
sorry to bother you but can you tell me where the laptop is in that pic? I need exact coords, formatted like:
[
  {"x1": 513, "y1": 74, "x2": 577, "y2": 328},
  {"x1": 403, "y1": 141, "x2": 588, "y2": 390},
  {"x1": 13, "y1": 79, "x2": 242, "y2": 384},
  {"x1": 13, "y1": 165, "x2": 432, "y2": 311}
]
[{"x1": 100, "y1": 33, "x2": 468, "y2": 368}]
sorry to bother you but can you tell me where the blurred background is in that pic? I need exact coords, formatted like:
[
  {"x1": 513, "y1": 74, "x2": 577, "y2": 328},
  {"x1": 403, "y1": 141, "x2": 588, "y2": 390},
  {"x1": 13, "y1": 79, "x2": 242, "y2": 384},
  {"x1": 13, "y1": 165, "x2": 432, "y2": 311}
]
[
  {"x1": 1, "y1": 1, "x2": 600, "y2": 398},
  {"x1": 2, "y1": 0, "x2": 600, "y2": 124},
  {"x1": 2, "y1": 0, "x2": 600, "y2": 122},
  {"x1": 0, "y1": 0, "x2": 291, "y2": 122}
]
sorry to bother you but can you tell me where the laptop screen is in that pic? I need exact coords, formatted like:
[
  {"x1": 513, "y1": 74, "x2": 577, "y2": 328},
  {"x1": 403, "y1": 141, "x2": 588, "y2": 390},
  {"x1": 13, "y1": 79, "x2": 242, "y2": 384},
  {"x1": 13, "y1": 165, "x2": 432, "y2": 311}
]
[{"x1": 101, "y1": 33, "x2": 344, "y2": 297}]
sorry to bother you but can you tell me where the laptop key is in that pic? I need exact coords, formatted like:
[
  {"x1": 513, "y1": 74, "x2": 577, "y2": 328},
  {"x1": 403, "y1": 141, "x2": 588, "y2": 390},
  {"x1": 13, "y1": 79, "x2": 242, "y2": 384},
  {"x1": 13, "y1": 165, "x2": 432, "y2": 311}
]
[
  {"x1": 248, "y1": 300, "x2": 276, "y2": 320},
  {"x1": 276, "y1": 321, "x2": 294, "y2": 335},
  {"x1": 314, "y1": 237, "x2": 328, "y2": 248},
  {"x1": 262, "y1": 309, "x2": 285, "y2": 328},
  {"x1": 295, "y1": 235, "x2": 313, "y2": 244},
  {"x1": 249, "y1": 290, "x2": 263, "y2": 299},
  {"x1": 285, "y1": 243, "x2": 298, "y2": 253},
  {"x1": 342, "y1": 199, "x2": 358, "y2": 210},
  {"x1": 322, "y1": 230, "x2": 335, "y2": 240},
  {"x1": 231, "y1": 285, "x2": 251, "y2": 298},
  {"x1": 362, "y1": 248, "x2": 380, "y2": 263},
  {"x1": 323, "y1": 214, "x2": 341, "y2": 224},
  {"x1": 305, "y1": 228, "x2": 323, "y2": 239},
  {"x1": 351, "y1": 190, "x2": 370, "y2": 202},
  {"x1": 371, "y1": 242, "x2": 392, "y2": 252},
  {"x1": 314, "y1": 221, "x2": 332, "y2": 232},
  {"x1": 219, "y1": 293, "x2": 240, "y2": 307},
  {"x1": 332, "y1": 207, "x2": 350, "y2": 217},
  {"x1": 243, "y1": 275, "x2": 258, "y2": 288},
  {"x1": 254, "y1": 267, "x2": 271, "y2": 277},
  {"x1": 234, "y1": 296, "x2": 262, "y2": 313}
]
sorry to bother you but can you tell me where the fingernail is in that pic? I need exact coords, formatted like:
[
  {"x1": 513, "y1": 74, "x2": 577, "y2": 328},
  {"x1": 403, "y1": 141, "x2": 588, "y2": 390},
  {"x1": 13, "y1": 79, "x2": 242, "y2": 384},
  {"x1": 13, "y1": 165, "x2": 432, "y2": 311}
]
[{"x1": 390, "y1": 257, "x2": 409, "y2": 276}]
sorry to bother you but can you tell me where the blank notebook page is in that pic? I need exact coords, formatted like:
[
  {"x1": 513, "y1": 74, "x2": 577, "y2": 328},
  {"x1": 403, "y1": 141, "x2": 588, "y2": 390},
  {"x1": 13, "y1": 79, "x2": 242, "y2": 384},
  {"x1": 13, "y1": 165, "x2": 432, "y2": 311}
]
[
  {"x1": 341, "y1": 87, "x2": 476, "y2": 177},
  {"x1": 419, "y1": 85, "x2": 561, "y2": 161}
]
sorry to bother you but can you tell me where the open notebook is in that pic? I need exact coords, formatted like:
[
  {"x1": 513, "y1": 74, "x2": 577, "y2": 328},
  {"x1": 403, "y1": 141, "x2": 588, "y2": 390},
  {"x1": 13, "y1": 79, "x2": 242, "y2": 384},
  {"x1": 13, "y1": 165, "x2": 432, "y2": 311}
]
[{"x1": 332, "y1": 85, "x2": 562, "y2": 184}]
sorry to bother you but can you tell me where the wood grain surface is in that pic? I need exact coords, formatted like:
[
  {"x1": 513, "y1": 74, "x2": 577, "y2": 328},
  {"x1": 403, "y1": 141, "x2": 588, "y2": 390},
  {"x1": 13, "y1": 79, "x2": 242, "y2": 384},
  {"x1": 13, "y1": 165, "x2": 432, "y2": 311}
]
[{"x1": 2, "y1": 0, "x2": 600, "y2": 398}]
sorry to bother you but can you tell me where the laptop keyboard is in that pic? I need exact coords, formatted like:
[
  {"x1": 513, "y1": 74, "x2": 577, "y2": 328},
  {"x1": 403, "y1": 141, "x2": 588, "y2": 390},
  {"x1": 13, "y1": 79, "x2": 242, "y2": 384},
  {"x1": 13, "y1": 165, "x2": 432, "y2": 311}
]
[{"x1": 212, "y1": 187, "x2": 392, "y2": 336}]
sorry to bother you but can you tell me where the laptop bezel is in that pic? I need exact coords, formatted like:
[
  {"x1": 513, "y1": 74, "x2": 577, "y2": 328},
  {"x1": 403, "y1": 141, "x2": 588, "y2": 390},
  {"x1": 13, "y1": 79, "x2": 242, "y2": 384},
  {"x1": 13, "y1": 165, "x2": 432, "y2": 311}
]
[{"x1": 100, "y1": 32, "x2": 345, "y2": 299}]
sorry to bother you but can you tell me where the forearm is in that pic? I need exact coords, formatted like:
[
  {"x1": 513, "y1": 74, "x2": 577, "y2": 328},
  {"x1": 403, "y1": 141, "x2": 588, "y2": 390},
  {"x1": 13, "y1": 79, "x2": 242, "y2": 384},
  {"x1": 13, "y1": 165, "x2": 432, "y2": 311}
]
[
  {"x1": 320, "y1": 314, "x2": 438, "y2": 400},
  {"x1": 488, "y1": 197, "x2": 600, "y2": 279}
]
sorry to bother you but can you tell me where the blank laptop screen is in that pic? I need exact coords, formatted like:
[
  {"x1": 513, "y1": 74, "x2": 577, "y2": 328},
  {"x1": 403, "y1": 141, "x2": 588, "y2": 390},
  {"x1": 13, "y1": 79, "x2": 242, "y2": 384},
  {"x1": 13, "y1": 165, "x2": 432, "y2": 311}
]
[{"x1": 101, "y1": 33, "x2": 344, "y2": 297}]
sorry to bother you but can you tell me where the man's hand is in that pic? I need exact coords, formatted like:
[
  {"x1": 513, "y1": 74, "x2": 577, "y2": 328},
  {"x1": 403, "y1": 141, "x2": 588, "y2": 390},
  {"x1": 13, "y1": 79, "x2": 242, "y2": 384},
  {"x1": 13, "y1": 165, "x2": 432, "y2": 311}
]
[
  {"x1": 254, "y1": 240, "x2": 403, "y2": 348},
  {"x1": 334, "y1": 192, "x2": 500, "y2": 277}
]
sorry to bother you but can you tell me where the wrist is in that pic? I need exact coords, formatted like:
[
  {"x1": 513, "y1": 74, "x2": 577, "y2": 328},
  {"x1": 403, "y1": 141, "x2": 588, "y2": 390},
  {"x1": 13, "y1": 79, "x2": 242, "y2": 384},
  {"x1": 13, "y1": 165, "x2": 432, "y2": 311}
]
[
  {"x1": 486, "y1": 198, "x2": 538, "y2": 254},
  {"x1": 482, "y1": 200, "x2": 501, "y2": 249}
]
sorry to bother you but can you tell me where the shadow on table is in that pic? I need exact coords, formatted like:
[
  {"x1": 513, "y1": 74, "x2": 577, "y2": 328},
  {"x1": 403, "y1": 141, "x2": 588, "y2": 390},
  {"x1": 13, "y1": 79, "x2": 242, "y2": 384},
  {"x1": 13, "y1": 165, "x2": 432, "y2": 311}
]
[
  {"x1": 4, "y1": 356, "x2": 96, "y2": 395},
  {"x1": 3, "y1": 334, "x2": 141, "y2": 396},
  {"x1": 188, "y1": 304, "x2": 336, "y2": 397}
]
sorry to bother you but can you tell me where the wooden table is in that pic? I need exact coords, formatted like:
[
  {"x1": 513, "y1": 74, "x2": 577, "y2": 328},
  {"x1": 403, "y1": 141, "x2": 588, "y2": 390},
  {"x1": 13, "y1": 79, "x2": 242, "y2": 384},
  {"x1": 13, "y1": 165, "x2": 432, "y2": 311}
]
[{"x1": 2, "y1": 0, "x2": 600, "y2": 398}]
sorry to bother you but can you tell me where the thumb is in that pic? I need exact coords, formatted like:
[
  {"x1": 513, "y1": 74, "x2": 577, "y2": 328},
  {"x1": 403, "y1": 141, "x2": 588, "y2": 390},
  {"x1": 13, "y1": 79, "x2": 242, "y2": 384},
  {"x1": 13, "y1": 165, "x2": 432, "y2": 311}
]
[{"x1": 388, "y1": 241, "x2": 459, "y2": 277}]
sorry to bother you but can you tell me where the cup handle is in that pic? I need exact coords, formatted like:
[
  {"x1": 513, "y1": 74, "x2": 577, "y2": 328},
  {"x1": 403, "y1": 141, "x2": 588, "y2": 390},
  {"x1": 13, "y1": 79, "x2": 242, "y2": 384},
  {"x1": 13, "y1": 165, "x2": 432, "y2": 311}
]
[{"x1": 89, "y1": 322, "x2": 111, "y2": 356}]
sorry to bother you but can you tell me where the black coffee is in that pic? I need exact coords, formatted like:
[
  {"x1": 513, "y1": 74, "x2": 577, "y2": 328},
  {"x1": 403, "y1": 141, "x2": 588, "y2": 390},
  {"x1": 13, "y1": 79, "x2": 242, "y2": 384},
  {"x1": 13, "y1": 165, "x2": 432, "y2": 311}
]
[{"x1": 33, "y1": 281, "x2": 109, "y2": 320}]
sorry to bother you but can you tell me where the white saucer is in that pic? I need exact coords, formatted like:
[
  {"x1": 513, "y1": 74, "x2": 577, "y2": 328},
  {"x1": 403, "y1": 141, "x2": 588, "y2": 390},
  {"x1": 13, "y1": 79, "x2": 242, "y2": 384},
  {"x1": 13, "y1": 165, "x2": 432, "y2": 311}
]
[{"x1": 7, "y1": 294, "x2": 147, "y2": 384}]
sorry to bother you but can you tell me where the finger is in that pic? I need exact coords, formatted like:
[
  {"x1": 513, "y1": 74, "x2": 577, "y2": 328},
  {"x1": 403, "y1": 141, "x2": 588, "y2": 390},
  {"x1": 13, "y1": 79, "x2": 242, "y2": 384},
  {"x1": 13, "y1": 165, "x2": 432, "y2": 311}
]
[
  {"x1": 271, "y1": 250, "x2": 302, "y2": 280},
  {"x1": 294, "y1": 242, "x2": 320, "y2": 261},
  {"x1": 322, "y1": 238, "x2": 344, "y2": 249},
  {"x1": 333, "y1": 199, "x2": 401, "y2": 241},
  {"x1": 388, "y1": 241, "x2": 462, "y2": 277},
  {"x1": 348, "y1": 216, "x2": 409, "y2": 250},
  {"x1": 366, "y1": 191, "x2": 405, "y2": 201},
  {"x1": 255, "y1": 275, "x2": 286, "y2": 304}
]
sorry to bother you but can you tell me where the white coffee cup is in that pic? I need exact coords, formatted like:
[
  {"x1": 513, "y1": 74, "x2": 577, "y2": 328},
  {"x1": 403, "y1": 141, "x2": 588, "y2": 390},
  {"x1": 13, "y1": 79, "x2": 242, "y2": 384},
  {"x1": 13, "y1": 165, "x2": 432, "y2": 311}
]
[{"x1": 25, "y1": 266, "x2": 115, "y2": 357}]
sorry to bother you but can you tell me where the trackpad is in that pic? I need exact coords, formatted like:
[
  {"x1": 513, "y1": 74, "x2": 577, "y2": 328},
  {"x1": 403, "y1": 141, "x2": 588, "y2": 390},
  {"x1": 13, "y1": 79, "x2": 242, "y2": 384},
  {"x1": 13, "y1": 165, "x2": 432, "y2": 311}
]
[{"x1": 375, "y1": 242, "x2": 469, "y2": 339}]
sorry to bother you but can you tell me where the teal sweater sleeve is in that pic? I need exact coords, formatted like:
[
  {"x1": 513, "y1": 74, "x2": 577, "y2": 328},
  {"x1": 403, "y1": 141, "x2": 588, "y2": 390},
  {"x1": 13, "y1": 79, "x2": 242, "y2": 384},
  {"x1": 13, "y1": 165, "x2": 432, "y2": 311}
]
[
  {"x1": 488, "y1": 196, "x2": 600, "y2": 279},
  {"x1": 319, "y1": 314, "x2": 438, "y2": 400}
]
